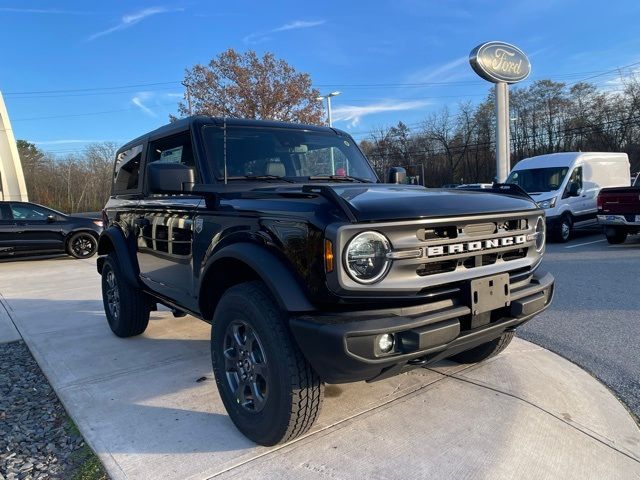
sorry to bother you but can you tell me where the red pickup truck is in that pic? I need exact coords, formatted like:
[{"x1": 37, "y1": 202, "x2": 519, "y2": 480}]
[{"x1": 597, "y1": 174, "x2": 640, "y2": 244}]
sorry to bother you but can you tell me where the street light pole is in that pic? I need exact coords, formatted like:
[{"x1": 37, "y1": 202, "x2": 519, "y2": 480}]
[
  {"x1": 317, "y1": 91, "x2": 341, "y2": 127},
  {"x1": 317, "y1": 91, "x2": 341, "y2": 173}
]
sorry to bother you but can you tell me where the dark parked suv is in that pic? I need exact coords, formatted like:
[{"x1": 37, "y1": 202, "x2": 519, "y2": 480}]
[
  {"x1": 97, "y1": 116, "x2": 554, "y2": 445},
  {"x1": 0, "y1": 201, "x2": 102, "y2": 259}
]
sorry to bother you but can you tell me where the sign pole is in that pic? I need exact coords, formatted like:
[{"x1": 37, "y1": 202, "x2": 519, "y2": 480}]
[
  {"x1": 469, "y1": 41, "x2": 530, "y2": 183},
  {"x1": 495, "y1": 82, "x2": 510, "y2": 182}
]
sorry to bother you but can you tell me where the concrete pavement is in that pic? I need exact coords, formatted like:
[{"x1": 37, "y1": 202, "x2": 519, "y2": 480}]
[
  {"x1": 1, "y1": 256, "x2": 639, "y2": 479},
  {"x1": 519, "y1": 231, "x2": 640, "y2": 419}
]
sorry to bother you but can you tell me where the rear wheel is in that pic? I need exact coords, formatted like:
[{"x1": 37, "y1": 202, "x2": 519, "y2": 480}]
[
  {"x1": 605, "y1": 228, "x2": 628, "y2": 244},
  {"x1": 211, "y1": 281, "x2": 323, "y2": 446},
  {"x1": 449, "y1": 331, "x2": 515, "y2": 364},
  {"x1": 101, "y1": 253, "x2": 150, "y2": 337},
  {"x1": 67, "y1": 232, "x2": 97, "y2": 258}
]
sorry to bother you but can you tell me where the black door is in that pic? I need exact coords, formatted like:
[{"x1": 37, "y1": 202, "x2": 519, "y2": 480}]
[
  {"x1": 9, "y1": 203, "x2": 64, "y2": 254},
  {"x1": 0, "y1": 203, "x2": 19, "y2": 257},
  {"x1": 135, "y1": 131, "x2": 200, "y2": 310}
]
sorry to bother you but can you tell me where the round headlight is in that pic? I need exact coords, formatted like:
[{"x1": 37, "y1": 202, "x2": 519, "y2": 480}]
[
  {"x1": 535, "y1": 216, "x2": 546, "y2": 252},
  {"x1": 344, "y1": 231, "x2": 391, "y2": 284}
]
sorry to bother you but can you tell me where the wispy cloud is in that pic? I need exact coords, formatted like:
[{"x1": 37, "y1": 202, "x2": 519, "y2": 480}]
[
  {"x1": 407, "y1": 56, "x2": 469, "y2": 84},
  {"x1": 332, "y1": 100, "x2": 430, "y2": 127},
  {"x1": 130, "y1": 91, "x2": 181, "y2": 116},
  {"x1": 131, "y1": 92, "x2": 157, "y2": 117},
  {"x1": 87, "y1": 7, "x2": 182, "y2": 41},
  {"x1": 0, "y1": 7, "x2": 98, "y2": 15},
  {"x1": 244, "y1": 19, "x2": 325, "y2": 45}
]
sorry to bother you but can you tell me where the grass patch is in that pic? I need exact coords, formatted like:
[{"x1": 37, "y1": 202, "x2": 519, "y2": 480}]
[{"x1": 65, "y1": 417, "x2": 109, "y2": 480}]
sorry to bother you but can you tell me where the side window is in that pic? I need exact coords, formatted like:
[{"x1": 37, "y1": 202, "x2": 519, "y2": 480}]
[
  {"x1": 146, "y1": 132, "x2": 196, "y2": 193},
  {"x1": 10, "y1": 203, "x2": 51, "y2": 221},
  {"x1": 147, "y1": 132, "x2": 195, "y2": 168},
  {"x1": 113, "y1": 145, "x2": 143, "y2": 193},
  {"x1": 567, "y1": 166, "x2": 583, "y2": 190}
]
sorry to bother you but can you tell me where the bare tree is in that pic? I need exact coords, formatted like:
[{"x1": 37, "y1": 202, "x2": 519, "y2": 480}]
[{"x1": 16, "y1": 141, "x2": 118, "y2": 213}]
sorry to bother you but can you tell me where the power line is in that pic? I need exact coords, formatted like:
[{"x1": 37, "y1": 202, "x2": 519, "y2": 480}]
[
  {"x1": 13, "y1": 101, "x2": 178, "y2": 121},
  {"x1": 4, "y1": 81, "x2": 181, "y2": 96},
  {"x1": 5, "y1": 63, "x2": 640, "y2": 99}
]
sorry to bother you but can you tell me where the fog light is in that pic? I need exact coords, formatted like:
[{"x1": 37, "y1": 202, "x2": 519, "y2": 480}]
[{"x1": 377, "y1": 333, "x2": 395, "y2": 353}]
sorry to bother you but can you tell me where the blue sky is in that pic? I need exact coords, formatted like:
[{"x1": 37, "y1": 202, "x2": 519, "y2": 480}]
[{"x1": 2, "y1": 0, "x2": 640, "y2": 155}]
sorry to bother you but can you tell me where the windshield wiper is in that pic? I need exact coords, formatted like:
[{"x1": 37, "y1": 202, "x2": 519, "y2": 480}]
[
  {"x1": 228, "y1": 175, "x2": 295, "y2": 183},
  {"x1": 307, "y1": 175, "x2": 372, "y2": 183}
]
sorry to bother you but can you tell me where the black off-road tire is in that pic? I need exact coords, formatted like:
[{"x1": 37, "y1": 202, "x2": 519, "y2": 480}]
[
  {"x1": 449, "y1": 331, "x2": 515, "y2": 364},
  {"x1": 101, "y1": 253, "x2": 150, "y2": 337},
  {"x1": 605, "y1": 228, "x2": 628, "y2": 244},
  {"x1": 211, "y1": 281, "x2": 324, "y2": 446},
  {"x1": 67, "y1": 232, "x2": 98, "y2": 259}
]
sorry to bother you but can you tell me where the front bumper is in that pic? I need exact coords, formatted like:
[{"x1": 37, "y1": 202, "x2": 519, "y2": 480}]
[
  {"x1": 290, "y1": 270, "x2": 554, "y2": 384},
  {"x1": 545, "y1": 215, "x2": 561, "y2": 229}
]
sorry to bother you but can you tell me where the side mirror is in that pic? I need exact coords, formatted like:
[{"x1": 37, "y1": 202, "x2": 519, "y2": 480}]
[
  {"x1": 46, "y1": 214, "x2": 56, "y2": 223},
  {"x1": 148, "y1": 162, "x2": 195, "y2": 193},
  {"x1": 388, "y1": 166, "x2": 407, "y2": 184},
  {"x1": 568, "y1": 182, "x2": 580, "y2": 197}
]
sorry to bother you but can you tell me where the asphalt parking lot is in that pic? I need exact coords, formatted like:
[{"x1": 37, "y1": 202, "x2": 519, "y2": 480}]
[{"x1": 519, "y1": 229, "x2": 640, "y2": 420}]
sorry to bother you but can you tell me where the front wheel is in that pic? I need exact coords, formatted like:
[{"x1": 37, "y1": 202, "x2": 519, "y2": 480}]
[
  {"x1": 605, "y1": 228, "x2": 628, "y2": 244},
  {"x1": 554, "y1": 214, "x2": 572, "y2": 243},
  {"x1": 211, "y1": 281, "x2": 324, "y2": 446},
  {"x1": 449, "y1": 331, "x2": 514, "y2": 364},
  {"x1": 67, "y1": 232, "x2": 97, "y2": 258}
]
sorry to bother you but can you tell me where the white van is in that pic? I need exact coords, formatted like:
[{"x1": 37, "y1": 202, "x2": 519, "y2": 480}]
[{"x1": 506, "y1": 152, "x2": 630, "y2": 242}]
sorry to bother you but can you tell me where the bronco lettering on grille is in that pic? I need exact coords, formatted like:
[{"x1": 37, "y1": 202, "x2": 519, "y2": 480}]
[{"x1": 426, "y1": 235, "x2": 527, "y2": 257}]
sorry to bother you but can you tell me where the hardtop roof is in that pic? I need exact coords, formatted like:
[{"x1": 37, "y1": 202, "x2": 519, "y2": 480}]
[{"x1": 117, "y1": 116, "x2": 343, "y2": 154}]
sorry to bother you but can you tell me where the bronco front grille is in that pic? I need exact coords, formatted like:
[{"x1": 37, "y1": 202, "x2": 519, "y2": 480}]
[
  {"x1": 415, "y1": 218, "x2": 531, "y2": 277},
  {"x1": 334, "y1": 210, "x2": 542, "y2": 292}
]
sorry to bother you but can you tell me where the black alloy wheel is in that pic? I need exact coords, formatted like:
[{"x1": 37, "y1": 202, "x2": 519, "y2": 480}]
[
  {"x1": 223, "y1": 320, "x2": 270, "y2": 413},
  {"x1": 68, "y1": 232, "x2": 97, "y2": 258},
  {"x1": 104, "y1": 267, "x2": 120, "y2": 322}
]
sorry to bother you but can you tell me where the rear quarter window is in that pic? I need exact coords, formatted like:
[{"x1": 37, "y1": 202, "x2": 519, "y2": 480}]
[{"x1": 113, "y1": 144, "x2": 144, "y2": 194}]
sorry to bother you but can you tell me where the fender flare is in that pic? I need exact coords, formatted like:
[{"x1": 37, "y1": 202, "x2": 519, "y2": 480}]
[
  {"x1": 96, "y1": 226, "x2": 140, "y2": 287},
  {"x1": 201, "y1": 242, "x2": 315, "y2": 313}
]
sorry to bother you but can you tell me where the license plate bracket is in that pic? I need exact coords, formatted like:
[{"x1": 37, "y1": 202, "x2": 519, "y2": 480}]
[{"x1": 470, "y1": 273, "x2": 510, "y2": 316}]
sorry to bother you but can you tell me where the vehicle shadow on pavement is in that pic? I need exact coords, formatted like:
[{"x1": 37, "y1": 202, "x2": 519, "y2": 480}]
[{"x1": 0, "y1": 253, "x2": 71, "y2": 263}]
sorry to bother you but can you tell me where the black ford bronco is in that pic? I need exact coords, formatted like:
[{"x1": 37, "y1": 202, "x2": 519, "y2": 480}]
[{"x1": 97, "y1": 116, "x2": 554, "y2": 445}]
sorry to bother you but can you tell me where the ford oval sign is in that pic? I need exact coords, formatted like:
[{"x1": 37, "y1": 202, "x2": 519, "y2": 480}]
[{"x1": 469, "y1": 41, "x2": 531, "y2": 83}]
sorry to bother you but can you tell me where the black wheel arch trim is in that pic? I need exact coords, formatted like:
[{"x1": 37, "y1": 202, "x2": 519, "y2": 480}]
[
  {"x1": 96, "y1": 226, "x2": 141, "y2": 288},
  {"x1": 199, "y1": 242, "x2": 315, "y2": 314}
]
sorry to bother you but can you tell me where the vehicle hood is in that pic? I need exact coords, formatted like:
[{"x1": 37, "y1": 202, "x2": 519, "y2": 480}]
[
  {"x1": 528, "y1": 192, "x2": 557, "y2": 199},
  {"x1": 330, "y1": 184, "x2": 538, "y2": 222}
]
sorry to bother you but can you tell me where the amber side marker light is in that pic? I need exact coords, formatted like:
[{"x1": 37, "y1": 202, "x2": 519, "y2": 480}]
[{"x1": 324, "y1": 239, "x2": 334, "y2": 272}]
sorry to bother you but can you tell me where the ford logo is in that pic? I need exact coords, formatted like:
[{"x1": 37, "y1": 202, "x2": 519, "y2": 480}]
[{"x1": 469, "y1": 41, "x2": 531, "y2": 84}]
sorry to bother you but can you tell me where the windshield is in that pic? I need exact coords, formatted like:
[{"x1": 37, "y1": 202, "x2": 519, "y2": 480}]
[
  {"x1": 506, "y1": 167, "x2": 569, "y2": 193},
  {"x1": 202, "y1": 125, "x2": 377, "y2": 182}
]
